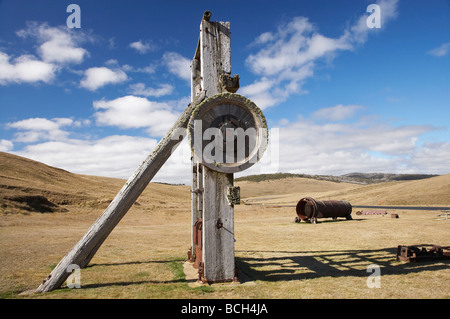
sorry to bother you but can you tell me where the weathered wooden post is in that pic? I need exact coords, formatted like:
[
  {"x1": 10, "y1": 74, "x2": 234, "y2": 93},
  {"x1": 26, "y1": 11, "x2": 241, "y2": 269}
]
[
  {"x1": 35, "y1": 10, "x2": 267, "y2": 292},
  {"x1": 188, "y1": 11, "x2": 268, "y2": 283}
]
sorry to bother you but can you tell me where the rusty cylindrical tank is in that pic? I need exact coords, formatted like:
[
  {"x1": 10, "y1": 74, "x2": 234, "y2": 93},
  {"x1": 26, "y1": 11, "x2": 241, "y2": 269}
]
[{"x1": 295, "y1": 197, "x2": 352, "y2": 223}]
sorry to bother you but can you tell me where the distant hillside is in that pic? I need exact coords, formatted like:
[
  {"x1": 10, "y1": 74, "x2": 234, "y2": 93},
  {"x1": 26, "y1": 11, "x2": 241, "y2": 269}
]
[
  {"x1": 235, "y1": 175, "x2": 360, "y2": 200},
  {"x1": 0, "y1": 152, "x2": 189, "y2": 214},
  {"x1": 340, "y1": 172, "x2": 439, "y2": 184},
  {"x1": 235, "y1": 172, "x2": 439, "y2": 185},
  {"x1": 0, "y1": 152, "x2": 120, "y2": 214},
  {"x1": 323, "y1": 173, "x2": 450, "y2": 206},
  {"x1": 236, "y1": 172, "x2": 450, "y2": 206},
  {"x1": 1, "y1": 151, "x2": 446, "y2": 214}
]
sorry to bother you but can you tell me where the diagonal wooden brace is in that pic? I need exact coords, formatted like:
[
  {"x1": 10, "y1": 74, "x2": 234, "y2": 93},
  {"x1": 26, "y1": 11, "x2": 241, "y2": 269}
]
[{"x1": 35, "y1": 92, "x2": 205, "y2": 293}]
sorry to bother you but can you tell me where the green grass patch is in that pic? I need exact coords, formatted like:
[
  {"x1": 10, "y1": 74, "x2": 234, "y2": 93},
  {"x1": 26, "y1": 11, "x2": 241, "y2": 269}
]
[
  {"x1": 0, "y1": 291, "x2": 19, "y2": 299},
  {"x1": 168, "y1": 259, "x2": 185, "y2": 282},
  {"x1": 167, "y1": 258, "x2": 215, "y2": 295}
]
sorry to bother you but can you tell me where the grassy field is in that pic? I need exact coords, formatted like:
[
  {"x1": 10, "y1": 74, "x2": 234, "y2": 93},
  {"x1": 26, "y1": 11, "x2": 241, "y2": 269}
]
[{"x1": 0, "y1": 152, "x2": 449, "y2": 299}]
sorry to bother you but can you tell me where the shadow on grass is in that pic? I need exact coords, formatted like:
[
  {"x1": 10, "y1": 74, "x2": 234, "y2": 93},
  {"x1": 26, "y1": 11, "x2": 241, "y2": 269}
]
[
  {"x1": 235, "y1": 245, "x2": 450, "y2": 282},
  {"x1": 296, "y1": 218, "x2": 366, "y2": 224},
  {"x1": 66, "y1": 246, "x2": 448, "y2": 291},
  {"x1": 80, "y1": 258, "x2": 187, "y2": 290}
]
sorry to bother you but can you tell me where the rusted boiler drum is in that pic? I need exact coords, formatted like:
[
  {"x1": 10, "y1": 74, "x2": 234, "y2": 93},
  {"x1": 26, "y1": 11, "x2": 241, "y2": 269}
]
[{"x1": 295, "y1": 197, "x2": 352, "y2": 223}]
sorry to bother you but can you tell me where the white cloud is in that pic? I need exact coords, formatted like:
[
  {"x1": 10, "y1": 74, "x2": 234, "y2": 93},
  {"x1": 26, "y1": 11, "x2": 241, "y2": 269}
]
[
  {"x1": 8, "y1": 118, "x2": 64, "y2": 131},
  {"x1": 80, "y1": 67, "x2": 128, "y2": 91},
  {"x1": 286, "y1": 119, "x2": 431, "y2": 157},
  {"x1": 409, "y1": 142, "x2": 450, "y2": 173},
  {"x1": 312, "y1": 104, "x2": 365, "y2": 122},
  {"x1": 0, "y1": 52, "x2": 56, "y2": 85},
  {"x1": 239, "y1": 78, "x2": 282, "y2": 110},
  {"x1": 0, "y1": 139, "x2": 14, "y2": 152},
  {"x1": 4, "y1": 114, "x2": 190, "y2": 182},
  {"x1": 13, "y1": 135, "x2": 160, "y2": 179},
  {"x1": 252, "y1": 32, "x2": 275, "y2": 46},
  {"x1": 162, "y1": 52, "x2": 191, "y2": 81},
  {"x1": 243, "y1": 16, "x2": 346, "y2": 108},
  {"x1": 39, "y1": 34, "x2": 87, "y2": 64},
  {"x1": 17, "y1": 22, "x2": 89, "y2": 64},
  {"x1": 347, "y1": 0, "x2": 398, "y2": 44},
  {"x1": 240, "y1": 114, "x2": 442, "y2": 177},
  {"x1": 12, "y1": 134, "x2": 192, "y2": 183},
  {"x1": 246, "y1": 18, "x2": 350, "y2": 77},
  {"x1": 153, "y1": 138, "x2": 192, "y2": 184},
  {"x1": 136, "y1": 64, "x2": 157, "y2": 74},
  {"x1": 165, "y1": 95, "x2": 192, "y2": 112},
  {"x1": 6, "y1": 117, "x2": 76, "y2": 143},
  {"x1": 129, "y1": 82, "x2": 174, "y2": 97},
  {"x1": 6, "y1": 109, "x2": 448, "y2": 184},
  {"x1": 379, "y1": 0, "x2": 400, "y2": 24},
  {"x1": 0, "y1": 22, "x2": 92, "y2": 85},
  {"x1": 129, "y1": 40, "x2": 156, "y2": 54},
  {"x1": 93, "y1": 95, "x2": 179, "y2": 136},
  {"x1": 242, "y1": 0, "x2": 399, "y2": 109},
  {"x1": 428, "y1": 42, "x2": 450, "y2": 57}
]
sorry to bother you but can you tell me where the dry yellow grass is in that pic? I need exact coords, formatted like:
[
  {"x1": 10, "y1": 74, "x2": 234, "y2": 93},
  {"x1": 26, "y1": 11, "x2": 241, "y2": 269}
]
[{"x1": 0, "y1": 152, "x2": 449, "y2": 299}]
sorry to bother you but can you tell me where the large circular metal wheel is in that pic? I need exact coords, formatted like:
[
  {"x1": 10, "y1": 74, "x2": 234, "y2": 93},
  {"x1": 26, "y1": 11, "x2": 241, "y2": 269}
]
[{"x1": 188, "y1": 93, "x2": 268, "y2": 173}]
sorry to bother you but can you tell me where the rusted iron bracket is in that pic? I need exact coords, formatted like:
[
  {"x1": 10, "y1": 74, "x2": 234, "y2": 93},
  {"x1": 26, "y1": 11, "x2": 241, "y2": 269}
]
[
  {"x1": 197, "y1": 262, "x2": 205, "y2": 284},
  {"x1": 187, "y1": 247, "x2": 194, "y2": 262},
  {"x1": 233, "y1": 267, "x2": 239, "y2": 282},
  {"x1": 216, "y1": 218, "x2": 223, "y2": 229},
  {"x1": 191, "y1": 188, "x2": 204, "y2": 195},
  {"x1": 220, "y1": 74, "x2": 240, "y2": 93},
  {"x1": 396, "y1": 245, "x2": 450, "y2": 262},
  {"x1": 193, "y1": 219, "x2": 203, "y2": 269}
]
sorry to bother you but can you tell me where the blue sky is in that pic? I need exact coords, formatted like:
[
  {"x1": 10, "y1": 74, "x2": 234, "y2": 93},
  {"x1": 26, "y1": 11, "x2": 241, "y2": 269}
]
[{"x1": 0, "y1": 0, "x2": 449, "y2": 184}]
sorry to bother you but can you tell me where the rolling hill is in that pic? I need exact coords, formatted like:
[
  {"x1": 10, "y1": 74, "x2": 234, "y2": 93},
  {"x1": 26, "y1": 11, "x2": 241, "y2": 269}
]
[
  {"x1": 0, "y1": 152, "x2": 190, "y2": 214},
  {"x1": 322, "y1": 173, "x2": 450, "y2": 206},
  {"x1": 236, "y1": 173, "x2": 450, "y2": 206},
  {"x1": 235, "y1": 172, "x2": 439, "y2": 184},
  {"x1": 1, "y1": 151, "x2": 449, "y2": 214}
]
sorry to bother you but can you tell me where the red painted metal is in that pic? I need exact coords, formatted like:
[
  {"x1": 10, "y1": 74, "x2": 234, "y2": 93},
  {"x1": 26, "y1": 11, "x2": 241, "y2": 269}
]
[{"x1": 356, "y1": 210, "x2": 387, "y2": 215}]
